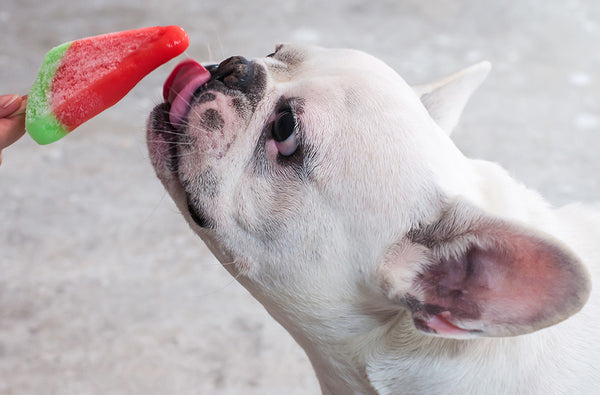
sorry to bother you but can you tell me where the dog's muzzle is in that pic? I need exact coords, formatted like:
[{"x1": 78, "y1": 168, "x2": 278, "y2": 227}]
[{"x1": 163, "y1": 55, "x2": 264, "y2": 129}]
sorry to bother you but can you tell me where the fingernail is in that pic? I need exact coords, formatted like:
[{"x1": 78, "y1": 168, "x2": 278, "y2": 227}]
[{"x1": 0, "y1": 95, "x2": 20, "y2": 109}]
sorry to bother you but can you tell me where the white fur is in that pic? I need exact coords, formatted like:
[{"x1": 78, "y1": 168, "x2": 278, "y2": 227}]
[{"x1": 147, "y1": 44, "x2": 599, "y2": 394}]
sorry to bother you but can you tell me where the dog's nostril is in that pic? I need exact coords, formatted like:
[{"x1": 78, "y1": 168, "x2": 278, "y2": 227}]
[{"x1": 205, "y1": 64, "x2": 219, "y2": 75}]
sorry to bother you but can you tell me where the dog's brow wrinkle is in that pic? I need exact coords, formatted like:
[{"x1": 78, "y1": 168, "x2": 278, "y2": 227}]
[{"x1": 274, "y1": 96, "x2": 306, "y2": 114}]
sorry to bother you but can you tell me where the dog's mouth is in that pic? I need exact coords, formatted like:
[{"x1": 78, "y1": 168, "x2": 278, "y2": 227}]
[
  {"x1": 147, "y1": 59, "x2": 212, "y2": 175},
  {"x1": 163, "y1": 59, "x2": 212, "y2": 128}
]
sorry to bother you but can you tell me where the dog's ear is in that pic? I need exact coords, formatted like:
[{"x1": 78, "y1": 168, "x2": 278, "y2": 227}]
[
  {"x1": 378, "y1": 200, "x2": 591, "y2": 338},
  {"x1": 413, "y1": 62, "x2": 490, "y2": 135}
]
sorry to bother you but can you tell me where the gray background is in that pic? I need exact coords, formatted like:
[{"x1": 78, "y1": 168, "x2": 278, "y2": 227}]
[{"x1": 1, "y1": 0, "x2": 598, "y2": 393}]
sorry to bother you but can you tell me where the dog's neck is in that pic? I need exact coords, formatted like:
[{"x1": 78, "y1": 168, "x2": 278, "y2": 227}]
[
  {"x1": 263, "y1": 280, "x2": 592, "y2": 395},
  {"x1": 252, "y1": 287, "x2": 387, "y2": 395},
  {"x1": 246, "y1": 159, "x2": 596, "y2": 394}
]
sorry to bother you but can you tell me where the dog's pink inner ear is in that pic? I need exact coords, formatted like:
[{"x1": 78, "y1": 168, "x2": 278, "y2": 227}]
[{"x1": 401, "y1": 204, "x2": 591, "y2": 338}]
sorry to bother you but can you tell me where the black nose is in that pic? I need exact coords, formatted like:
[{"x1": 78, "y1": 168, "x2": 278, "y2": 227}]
[
  {"x1": 205, "y1": 63, "x2": 219, "y2": 74},
  {"x1": 209, "y1": 56, "x2": 253, "y2": 90}
]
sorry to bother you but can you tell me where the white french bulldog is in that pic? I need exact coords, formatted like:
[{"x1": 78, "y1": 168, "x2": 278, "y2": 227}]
[{"x1": 147, "y1": 44, "x2": 599, "y2": 394}]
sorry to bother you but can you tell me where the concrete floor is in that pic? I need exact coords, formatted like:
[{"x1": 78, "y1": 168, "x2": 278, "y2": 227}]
[{"x1": 1, "y1": 0, "x2": 598, "y2": 393}]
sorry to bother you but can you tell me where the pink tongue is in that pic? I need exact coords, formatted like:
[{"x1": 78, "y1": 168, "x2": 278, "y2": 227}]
[{"x1": 163, "y1": 59, "x2": 211, "y2": 127}]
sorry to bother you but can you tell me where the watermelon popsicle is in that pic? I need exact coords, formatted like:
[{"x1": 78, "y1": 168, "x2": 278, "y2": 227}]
[{"x1": 26, "y1": 25, "x2": 190, "y2": 145}]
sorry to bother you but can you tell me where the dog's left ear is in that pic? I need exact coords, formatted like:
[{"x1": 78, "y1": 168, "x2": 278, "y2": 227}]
[
  {"x1": 377, "y1": 200, "x2": 591, "y2": 338},
  {"x1": 413, "y1": 62, "x2": 491, "y2": 135}
]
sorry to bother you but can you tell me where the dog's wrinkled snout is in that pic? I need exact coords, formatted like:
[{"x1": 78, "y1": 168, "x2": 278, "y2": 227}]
[{"x1": 210, "y1": 56, "x2": 253, "y2": 91}]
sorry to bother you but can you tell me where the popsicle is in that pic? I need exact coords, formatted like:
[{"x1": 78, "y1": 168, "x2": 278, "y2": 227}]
[{"x1": 26, "y1": 25, "x2": 190, "y2": 145}]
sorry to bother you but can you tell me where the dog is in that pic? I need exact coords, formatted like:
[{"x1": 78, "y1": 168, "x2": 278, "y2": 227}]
[{"x1": 147, "y1": 44, "x2": 599, "y2": 394}]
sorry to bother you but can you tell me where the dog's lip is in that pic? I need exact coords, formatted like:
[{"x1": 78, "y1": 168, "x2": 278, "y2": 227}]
[{"x1": 163, "y1": 59, "x2": 211, "y2": 127}]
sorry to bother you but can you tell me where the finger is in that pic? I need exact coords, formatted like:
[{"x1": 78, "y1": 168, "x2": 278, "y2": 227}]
[
  {"x1": 0, "y1": 113, "x2": 27, "y2": 151},
  {"x1": 0, "y1": 95, "x2": 24, "y2": 118}
]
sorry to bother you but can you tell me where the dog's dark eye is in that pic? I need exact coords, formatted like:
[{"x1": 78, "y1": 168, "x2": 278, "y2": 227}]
[
  {"x1": 272, "y1": 110, "x2": 298, "y2": 156},
  {"x1": 273, "y1": 111, "x2": 295, "y2": 141}
]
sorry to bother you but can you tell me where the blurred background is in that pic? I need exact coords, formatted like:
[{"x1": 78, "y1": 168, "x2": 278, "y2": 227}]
[{"x1": 1, "y1": 0, "x2": 598, "y2": 393}]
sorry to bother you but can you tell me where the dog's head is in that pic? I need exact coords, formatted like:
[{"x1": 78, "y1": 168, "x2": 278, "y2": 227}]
[{"x1": 147, "y1": 44, "x2": 590, "y2": 342}]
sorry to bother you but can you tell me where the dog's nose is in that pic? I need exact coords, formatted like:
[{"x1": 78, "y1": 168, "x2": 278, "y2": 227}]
[
  {"x1": 209, "y1": 56, "x2": 253, "y2": 91},
  {"x1": 205, "y1": 63, "x2": 219, "y2": 74}
]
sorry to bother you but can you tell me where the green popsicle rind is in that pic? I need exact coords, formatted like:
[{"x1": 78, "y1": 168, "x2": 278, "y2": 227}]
[
  {"x1": 25, "y1": 112, "x2": 69, "y2": 145},
  {"x1": 26, "y1": 41, "x2": 72, "y2": 145}
]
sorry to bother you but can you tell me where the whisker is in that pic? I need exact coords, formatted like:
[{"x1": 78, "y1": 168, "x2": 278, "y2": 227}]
[
  {"x1": 152, "y1": 128, "x2": 186, "y2": 136},
  {"x1": 171, "y1": 151, "x2": 198, "y2": 158},
  {"x1": 193, "y1": 258, "x2": 247, "y2": 298},
  {"x1": 216, "y1": 32, "x2": 225, "y2": 61},
  {"x1": 206, "y1": 42, "x2": 213, "y2": 65},
  {"x1": 146, "y1": 140, "x2": 192, "y2": 146},
  {"x1": 167, "y1": 84, "x2": 192, "y2": 101},
  {"x1": 196, "y1": 273, "x2": 240, "y2": 298}
]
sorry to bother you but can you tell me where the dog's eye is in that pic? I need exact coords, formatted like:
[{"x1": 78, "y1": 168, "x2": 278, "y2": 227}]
[{"x1": 272, "y1": 110, "x2": 298, "y2": 156}]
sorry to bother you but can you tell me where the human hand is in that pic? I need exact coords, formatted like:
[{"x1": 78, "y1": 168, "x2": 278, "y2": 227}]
[{"x1": 0, "y1": 95, "x2": 27, "y2": 165}]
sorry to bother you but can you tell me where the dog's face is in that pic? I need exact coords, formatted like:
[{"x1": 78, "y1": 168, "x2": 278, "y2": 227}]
[{"x1": 147, "y1": 44, "x2": 590, "y2": 344}]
